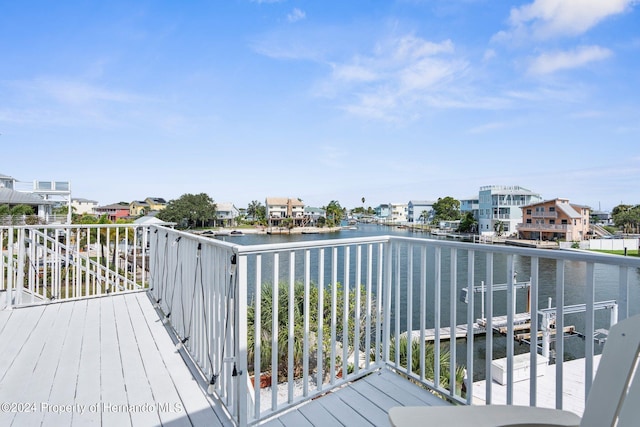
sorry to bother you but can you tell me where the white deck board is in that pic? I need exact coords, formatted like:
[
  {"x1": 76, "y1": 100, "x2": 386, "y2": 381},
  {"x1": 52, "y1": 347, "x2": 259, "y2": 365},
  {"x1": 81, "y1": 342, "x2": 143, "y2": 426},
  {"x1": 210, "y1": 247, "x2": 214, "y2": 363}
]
[
  {"x1": 472, "y1": 355, "x2": 601, "y2": 417},
  {"x1": 0, "y1": 293, "x2": 231, "y2": 427},
  {"x1": 268, "y1": 369, "x2": 451, "y2": 427}
]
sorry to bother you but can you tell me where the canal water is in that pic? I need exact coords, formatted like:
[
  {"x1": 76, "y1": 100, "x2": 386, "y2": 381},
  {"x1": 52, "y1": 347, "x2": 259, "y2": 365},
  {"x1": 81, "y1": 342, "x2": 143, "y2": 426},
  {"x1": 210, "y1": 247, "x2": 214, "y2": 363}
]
[{"x1": 218, "y1": 224, "x2": 640, "y2": 378}]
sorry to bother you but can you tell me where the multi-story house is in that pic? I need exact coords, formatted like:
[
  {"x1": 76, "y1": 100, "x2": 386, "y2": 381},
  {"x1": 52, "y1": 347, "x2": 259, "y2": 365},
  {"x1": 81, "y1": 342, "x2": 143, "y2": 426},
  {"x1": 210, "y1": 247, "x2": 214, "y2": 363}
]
[
  {"x1": 265, "y1": 197, "x2": 306, "y2": 227},
  {"x1": 460, "y1": 196, "x2": 479, "y2": 220},
  {"x1": 95, "y1": 203, "x2": 130, "y2": 222},
  {"x1": 390, "y1": 203, "x2": 408, "y2": 224},
  {"x1": 375, "y1": 204, "x2": 391, "y2": 223},
  {"x1": 145, "y1": 197, "x2": 167, "y2": 212},
  {"x1": 0, "y1": 172, "x2": 70, "y2": 223},
  {"x1": 408, "y1": 200, "x2": 435, "y2": 223},
  {"x1": 71, "y1": 198, "x2": 99, "y2": 215},
  {"x1": 478, "y1": 185, "x2": 542, "y2": 236},
  {"x1": 517, "y1": 198, "x2": 591, "y2": 241},
  {"x1": 129, "y1": 200, "x2": 150, "y2": 217},
  {"x1": 304, "y1": 207, "x2": 326, "y2": 226},
  {"x1": 215, "y1": 202, "x2": 239, "y2": 227}
]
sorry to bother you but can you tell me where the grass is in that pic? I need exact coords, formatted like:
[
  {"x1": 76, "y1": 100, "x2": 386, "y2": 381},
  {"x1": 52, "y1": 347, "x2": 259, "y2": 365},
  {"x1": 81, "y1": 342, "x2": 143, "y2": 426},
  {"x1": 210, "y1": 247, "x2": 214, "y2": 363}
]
[{"x1": 591, "y1": 249, "x2": 640, "y2": 257}]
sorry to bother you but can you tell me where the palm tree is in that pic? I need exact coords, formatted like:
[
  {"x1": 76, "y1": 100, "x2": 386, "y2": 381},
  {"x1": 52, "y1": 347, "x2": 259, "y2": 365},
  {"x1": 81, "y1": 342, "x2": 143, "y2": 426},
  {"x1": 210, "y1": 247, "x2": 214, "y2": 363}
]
[{"x1": 389, "y1": 335, "x2": 466, "y2": 396}]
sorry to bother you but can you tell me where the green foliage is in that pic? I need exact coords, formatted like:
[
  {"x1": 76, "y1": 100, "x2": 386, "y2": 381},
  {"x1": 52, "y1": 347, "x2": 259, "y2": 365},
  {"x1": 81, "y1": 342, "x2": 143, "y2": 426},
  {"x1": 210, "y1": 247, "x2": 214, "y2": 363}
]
[
  {"x1": 247, "y1": 200, "x2": 267, "y2": 225},
  {"x1": 389, "y1": 335, "x2": 465, "y2": 394},
  {"x1": 612, "y1": 204, "x2": 640, "y2": 234},
  {"x1": 247, "y1": 281, "x2": 372, "y2": 382},
  {"x1": 323, "y1": 200, "x2": 344, "y2": 227},
  {"x1": 431, "y1": 197, "x2": 461, "y2": 223},
  {"x1": 156, "y1": 193, "x2": 217, "y2": 229},
  {"x1": 457, "y1": 212, "x2": 477, "y2": 233}
]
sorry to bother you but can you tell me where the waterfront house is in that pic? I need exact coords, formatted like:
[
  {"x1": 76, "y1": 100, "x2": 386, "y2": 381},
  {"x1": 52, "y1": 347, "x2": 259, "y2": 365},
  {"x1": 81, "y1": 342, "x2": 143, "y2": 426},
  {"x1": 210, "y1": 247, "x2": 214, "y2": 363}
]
[
  {"x1": 407, "y1": 200, "x2": 435, "y2": 224},
  {"x1": 460, "y1": 196, "x2": 480, "y2": 220},
  {"x1": 129, "y1": 200, "x2": 150, "y2": 217},
  {"x1": 145, "y1": 197, "x2": 167, "y2": 212},
  {"x1": 71, "y1": 198, "x2": 99, "y2": 215},
  {"x1": 0, "y1": 172, "x2": 70, "y2": 223},
  {"x1": 517, "y1": 198, "x2": 591, "y2": 241},
  {"x1": 390, "y1": 202, "x2": 408, "y2": 224},
  {"x1": 303, "y1": 206, "x2": 326, "y2": 226},
  {"x1": 265, "y1": 197, "x2": 306, "y2": 227},
  {"x1": 375, "y1": 203, "x2": 391, "y2": 223},
  {"x1": 478, "y1": 185, "x2": 542, "y2": 236},
  {"x1": 95, "y1": 202, "x2": 130, "y2": 222},
  {"x1": 215, "y1": 202, "x2": 240, "y2": 227}
]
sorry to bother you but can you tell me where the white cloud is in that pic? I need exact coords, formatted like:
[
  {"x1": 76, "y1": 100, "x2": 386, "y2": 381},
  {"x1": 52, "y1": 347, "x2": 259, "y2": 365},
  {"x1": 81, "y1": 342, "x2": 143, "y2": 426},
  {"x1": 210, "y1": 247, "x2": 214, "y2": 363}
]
[
  {"x1": 321, "y1": 35, "x2": 470, "y2": 121},
  {"x1": 287, "y1": 8, "x2": 306, "y2": 23},
  {"x1": 528, "y1": 45, "x2": 612, "y2": 74},
  {"x1": 498, "y1": 0, "x2": 637, "y2": 40}
]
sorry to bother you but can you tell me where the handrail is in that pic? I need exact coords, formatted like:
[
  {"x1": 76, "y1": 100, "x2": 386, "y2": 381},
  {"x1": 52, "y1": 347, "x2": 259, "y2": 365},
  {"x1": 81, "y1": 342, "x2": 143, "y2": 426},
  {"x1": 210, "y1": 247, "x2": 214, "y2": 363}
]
[{"x1": 5, "y1": 224, "x2": 640, "y2": 426}]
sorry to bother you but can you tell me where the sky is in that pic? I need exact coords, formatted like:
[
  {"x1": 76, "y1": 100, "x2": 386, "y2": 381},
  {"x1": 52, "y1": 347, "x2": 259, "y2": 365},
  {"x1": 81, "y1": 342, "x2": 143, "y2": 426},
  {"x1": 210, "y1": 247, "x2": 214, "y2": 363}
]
[{"x1": 1, "y1": 0, "x2": 639, "y2": 212}]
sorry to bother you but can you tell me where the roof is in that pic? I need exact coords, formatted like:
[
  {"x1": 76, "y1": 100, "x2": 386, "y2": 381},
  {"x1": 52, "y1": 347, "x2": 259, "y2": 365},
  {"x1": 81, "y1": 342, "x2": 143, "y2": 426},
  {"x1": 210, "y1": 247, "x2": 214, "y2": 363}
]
[
  {"x1": 0, "y1": 173, "x2": 15, "y2": 180},
  {"x1": 216, "y1": 202, "x2": 237, "y2": 211},
  {"x1": 0, "y1": 188, "x2": 54, "y2": 205},
  {"x1": 409, "y1": 200, "x2": 436, "y2": 205},
  {"x1": 266, "y1": 197, "x2": 290, "y2": 205},
  {"x1": 133, "y1": 215, "x2": 169, "y2": 225},
  {"x1": 480, "y1": 185, "x2": 540, "y2": 196},
  {"x1": 71, "y1": 198, "x2": 98, "y2": 204},
  {"x1": 96, "y1": 203, "x2": 131, "y2": 210},
  {"x1": 556, "y1": 202, "x2": 582, "y2": 219},
  {"x1": 146, "y1": 197, "x2": 167, "y2": 204}
]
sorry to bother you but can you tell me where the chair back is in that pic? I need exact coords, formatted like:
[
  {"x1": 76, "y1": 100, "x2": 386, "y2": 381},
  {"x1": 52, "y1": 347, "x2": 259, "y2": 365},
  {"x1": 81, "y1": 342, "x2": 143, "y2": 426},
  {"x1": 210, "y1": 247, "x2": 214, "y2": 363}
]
[{"x1": 581, "y1": 314, "x2": 640, "y2": 427}]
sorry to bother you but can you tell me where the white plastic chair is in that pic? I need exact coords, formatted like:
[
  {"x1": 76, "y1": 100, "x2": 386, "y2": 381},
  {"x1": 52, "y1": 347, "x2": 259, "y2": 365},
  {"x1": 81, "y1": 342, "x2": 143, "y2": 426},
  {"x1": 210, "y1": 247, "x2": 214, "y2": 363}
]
[{"x1": 389, "y1": 313, "x2": 640, "y2": 427}]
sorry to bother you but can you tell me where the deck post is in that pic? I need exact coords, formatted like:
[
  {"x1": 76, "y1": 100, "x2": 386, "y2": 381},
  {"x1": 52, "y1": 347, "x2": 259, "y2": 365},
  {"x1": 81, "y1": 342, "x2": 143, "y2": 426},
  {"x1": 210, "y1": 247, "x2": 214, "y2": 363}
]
[{"x1": 236, "y1": 251, "x2": 248, "y2": 427}]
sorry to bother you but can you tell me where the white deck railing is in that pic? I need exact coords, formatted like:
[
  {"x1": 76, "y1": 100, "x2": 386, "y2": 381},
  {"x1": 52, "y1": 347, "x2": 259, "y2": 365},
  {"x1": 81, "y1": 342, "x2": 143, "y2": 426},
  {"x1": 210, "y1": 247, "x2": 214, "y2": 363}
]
[
  {"x1": 1, "y1": 224, "x2": 150, "y2": 307},
  {"x1": 5, "y1": 224, "x2": 640, "y2": 426},
  {"x1": 145, "y1": 225, "x2": 640, "y2": 427}
]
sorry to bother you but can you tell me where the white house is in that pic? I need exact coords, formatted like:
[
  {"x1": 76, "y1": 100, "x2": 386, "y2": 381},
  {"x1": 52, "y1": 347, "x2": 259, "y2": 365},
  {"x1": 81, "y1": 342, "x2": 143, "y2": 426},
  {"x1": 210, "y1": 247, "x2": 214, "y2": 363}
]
[
  {"x1": 72, "y1": 198, "x2": 99, "y2": 215},
  {"x1": 408, "y1": 200, "x2": 435, "y2": 223},
  {"x1": 478, "y1": 185, "x2": 542, "y2": 236},
  {"x1": 390, "y1": 203, "x2": 408, "y2": 224},
  {"x1": 216, "y1": 202, "x2": 240, "y2": 227}
]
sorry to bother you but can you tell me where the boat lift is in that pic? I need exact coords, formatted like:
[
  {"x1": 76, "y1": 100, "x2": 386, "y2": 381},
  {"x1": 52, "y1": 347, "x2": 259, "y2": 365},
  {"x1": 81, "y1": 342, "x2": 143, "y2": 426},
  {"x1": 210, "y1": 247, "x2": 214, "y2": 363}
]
[{"x1": 460, "y1": 280, "x2": 618, "y2": 360}]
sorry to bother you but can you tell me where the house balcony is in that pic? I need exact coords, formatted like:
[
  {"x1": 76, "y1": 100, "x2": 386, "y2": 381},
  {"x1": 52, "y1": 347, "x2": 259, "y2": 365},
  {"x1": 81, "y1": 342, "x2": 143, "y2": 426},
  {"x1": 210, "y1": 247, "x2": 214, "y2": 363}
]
[
  {"x1": 2, "y1": 224, "x2": 640, "y2": 426},
  {"x1": 529, "y1": 212, "x2": 558, "y2": 219},
  {"x1": 517, "y1": 223, "x2": 569, "y2": 232}
]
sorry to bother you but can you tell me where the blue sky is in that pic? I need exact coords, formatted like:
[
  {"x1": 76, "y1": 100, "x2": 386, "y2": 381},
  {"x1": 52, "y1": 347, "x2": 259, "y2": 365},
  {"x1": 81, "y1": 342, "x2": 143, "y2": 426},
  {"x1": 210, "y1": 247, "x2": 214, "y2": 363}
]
[{"x1": 1, "y1": 0, "x2": 638, "y2": 212}]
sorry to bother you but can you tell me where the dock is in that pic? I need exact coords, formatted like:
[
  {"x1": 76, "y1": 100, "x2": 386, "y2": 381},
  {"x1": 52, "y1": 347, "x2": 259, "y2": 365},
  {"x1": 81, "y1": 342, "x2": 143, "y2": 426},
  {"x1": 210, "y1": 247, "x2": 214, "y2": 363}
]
[{"x1": 406, "y1": 313, "x2": 533, "y2": 343}]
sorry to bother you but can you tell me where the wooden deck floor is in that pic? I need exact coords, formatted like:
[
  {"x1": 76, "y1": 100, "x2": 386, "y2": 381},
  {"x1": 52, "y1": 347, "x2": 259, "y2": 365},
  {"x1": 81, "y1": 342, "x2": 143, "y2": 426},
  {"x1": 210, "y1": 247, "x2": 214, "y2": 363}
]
[
  {"x1": 0, "y1": 292, "x2": 232, "y2": 427},
  {"x1": 260, "y1": 369, "x2": 450, "y2": 427},
  {"x1": 0, "y1": 292, "x2": 451, "y2": 427}
]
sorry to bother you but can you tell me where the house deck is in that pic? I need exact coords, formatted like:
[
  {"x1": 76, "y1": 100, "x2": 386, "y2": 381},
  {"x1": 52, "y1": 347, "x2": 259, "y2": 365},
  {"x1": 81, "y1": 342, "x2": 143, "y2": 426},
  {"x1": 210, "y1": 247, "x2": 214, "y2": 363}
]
[{"x1": 0, "y1": 291, "x2": 448, "y2": 427}]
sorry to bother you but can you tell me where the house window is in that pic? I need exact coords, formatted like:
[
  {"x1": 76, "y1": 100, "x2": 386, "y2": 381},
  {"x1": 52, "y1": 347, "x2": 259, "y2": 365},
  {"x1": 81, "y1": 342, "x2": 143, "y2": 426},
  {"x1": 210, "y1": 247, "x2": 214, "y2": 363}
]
[
  {"x1": 561, "y1": 219, "x2": 568, "y2": 225},
  {"x1": 526, "y1": 219, "x2": 532, "y2": 224},
  {"x1": 526, "y1": 209, "x2": 532, "y2": 215},
  {"x1": 550, "y1": 219, "x2": 555, "y2": 224},
  {"x1": 549, "y1": 207, "x2": 555, "y2": 212}
]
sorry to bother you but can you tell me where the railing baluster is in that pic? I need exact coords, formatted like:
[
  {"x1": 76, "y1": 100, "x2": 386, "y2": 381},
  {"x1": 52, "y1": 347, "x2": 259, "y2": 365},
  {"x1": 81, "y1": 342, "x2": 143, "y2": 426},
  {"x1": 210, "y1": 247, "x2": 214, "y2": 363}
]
[
  {"x1": 466, "y1": 249, "x2": 475, "y2": 405},
  {"x1": 506, "y1": 254, "x2": 515, "y2": 405},
  {"x1": 485, "y1": 252, "x2": 494, "y2": 405},
  {"x1": 450, "y1": 247, "x2": 457, "y2": 398},
  {"x1": 317, "y1": 248, "x2": 325, "y2": 390},
  {"x1": 530, "y1": 257, "x2": 539, "y2": 407},
  {"x1": 419, "y1": 245, "x2": 427, "y2": 382},
  {"x1": 287, "y1": 250, "x2": 295, "y2": 403},
  {"x1": 555, "y1": 259, "x2": 565, "y2": 410},
  {"x1": 354, "y1": 244, "x2": 362, "y2": 376},
  {"x1": 434, "y1": 246, "x2": 441, "y2": 390},
  {"x1": 585, "y1": 262, "x2": 595, "y2": 400},
  {"x1": 343, "y1": 246, "x2": 350, "y2": 380},
  {"x1": 406, "y1": 244, "x2": 413, "y2": 375},
  {"x1": 303, "y1": 249, "x2": 310, "y2": 395},
  {"x1": 271, "y1": 252, "x2": 279, "y2": 410}
]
